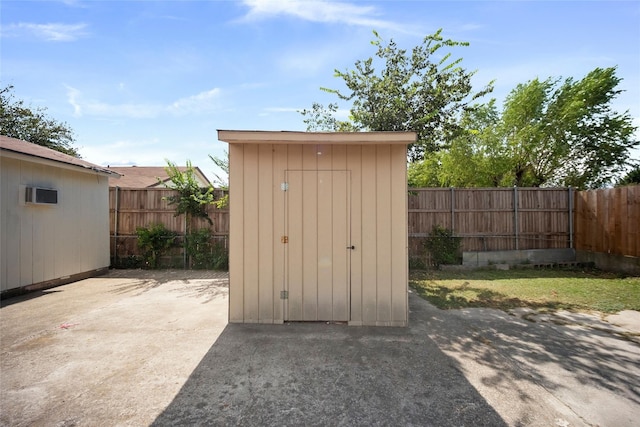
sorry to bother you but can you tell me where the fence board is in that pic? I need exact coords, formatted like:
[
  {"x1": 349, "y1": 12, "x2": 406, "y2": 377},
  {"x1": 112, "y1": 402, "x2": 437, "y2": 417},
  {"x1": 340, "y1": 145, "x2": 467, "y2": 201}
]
[
  {"x1": 574, "y1": 186, "x2": 639, "y2": 257},
  {"x1": 110, "y1": 185, "x2": 638, "y2": 266},
  {"x1": 407, "y1": 187, "x2": 573, "y2": 261}
]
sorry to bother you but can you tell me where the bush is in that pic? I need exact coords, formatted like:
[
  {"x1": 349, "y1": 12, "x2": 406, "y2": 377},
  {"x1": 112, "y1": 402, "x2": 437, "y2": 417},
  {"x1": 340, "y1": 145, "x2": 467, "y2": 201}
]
[
  {"x1": 136, "y1": 223, "x2": 177, "y2": 269},
  {"x1": 424, "y1": 225, "x2": 462, "y2": 267},
  {"x1": 186, "y1": 228, "x2": 229, "y2": 270}
]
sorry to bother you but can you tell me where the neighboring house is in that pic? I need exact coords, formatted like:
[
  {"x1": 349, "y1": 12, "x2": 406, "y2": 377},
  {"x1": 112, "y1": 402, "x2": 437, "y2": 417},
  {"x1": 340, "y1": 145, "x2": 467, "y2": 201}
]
[
  {"x1": 107, "y1": 166, "x2": 211, "y2": 188},
  {"x1": 0, "y1": 135, "x2": 121, "y2": 297}
]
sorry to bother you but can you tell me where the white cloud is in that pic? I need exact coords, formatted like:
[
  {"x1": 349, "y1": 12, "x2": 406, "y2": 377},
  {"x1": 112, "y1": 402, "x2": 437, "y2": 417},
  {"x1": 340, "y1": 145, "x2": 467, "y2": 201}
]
[
  {"x1": 79, "y1": 138, "x2": 167, "y2": 167},
  {"x1": 167, "y1": 89, "x2": 221, "y2": 115},
  {"x1": 66, "y1": 86, "x2": 222, "y2": 119},
  {"x1": 1, "y1": 22, "x2": 88, "y2": 41},
  {"x1": 240, "y1": 0, "x2": 413, "y2": 33}
]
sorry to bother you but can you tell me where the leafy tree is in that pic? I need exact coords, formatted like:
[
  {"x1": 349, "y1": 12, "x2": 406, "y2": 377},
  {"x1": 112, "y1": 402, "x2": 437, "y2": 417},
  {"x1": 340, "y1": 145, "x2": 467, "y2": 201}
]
[
  {"x1": 409, "y1": 101, "x2": 510, "y2": 187},
  {"x1": 0, "y1": 84, "x2": 80, "y2": 156},
  {"x1": 163, "y1": 160, "x2": 220, "y2": 268},
  {"x1": 617, "y1": 165, "x2": 640, "y2": 186},
  {"x1": 410, "y1": 67, "x2": 638, "y2": 189},
  {"x1": 299, "y1": 102, "x2": 359, "y2": 132},
  {"x1": 315, "y1": 29, "x2": 493, "y2": 161},
  {"x1": 162, "y1": 159, "x2": 217, "y2": 226},
  {"x1": 208, "y1": 151, "x2": 230, "y2": 208},
  {"x1": 497, "y1": 67, "x2": 637, "y2": 188}
]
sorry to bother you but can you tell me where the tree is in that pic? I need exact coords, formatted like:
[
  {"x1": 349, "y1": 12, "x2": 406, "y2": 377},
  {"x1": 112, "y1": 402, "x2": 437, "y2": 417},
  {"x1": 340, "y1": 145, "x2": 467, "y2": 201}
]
[
  {"x1": 299, "y1": 102, "x2": 359, "y2": 132},
  {"x1": 0, "y1": 84, "x2": 80, "y2": 156},
  {"x1": 163, "y1": 160, "x2": 220, "y2": 268},
  {"x1": 617, "y1": 165, "x2": 640, "y2": 186},
  {"x1": 408, "y1": 100, "x2": 511, "y2": 187},
  {"x1": 410, "y1": 67, "x2": 638, "y2": 189},
  {"x1": 497, "y1": 67, "x2": 637, "y2": 188},
  {"x1": 208, "y1": 151, "x2": 229, "y2": 208},
  {"x1": 162, "y1": 160, "x2": 218, "y2": 225},
  {"x1": 315, "y1": 29, "x2": 493, "y2": 161}
]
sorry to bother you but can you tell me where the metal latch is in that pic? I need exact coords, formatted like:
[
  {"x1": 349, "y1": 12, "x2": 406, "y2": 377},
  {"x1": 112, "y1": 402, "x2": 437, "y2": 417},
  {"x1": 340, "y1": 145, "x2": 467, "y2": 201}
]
[
  {"x1": 281, "y1": 182, "x2": 288, "y2": 191},
  {"x1": 281, "y1": 236, "x2": 288, "y2": 243},
  {"x1": 280, "y1": 291, "x2": 289, "y2": 300}
]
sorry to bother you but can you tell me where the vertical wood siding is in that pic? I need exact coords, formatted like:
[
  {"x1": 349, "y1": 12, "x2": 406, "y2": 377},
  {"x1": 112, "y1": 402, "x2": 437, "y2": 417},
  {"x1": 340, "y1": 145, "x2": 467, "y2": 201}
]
[
  {"x1": 575, "y1": 186, "x2": 639, "y2": 257},
  {"x1": 228, "y1": 143, "x2": 408, "y2": 326},
  {"x1": 1, "y1": 157, "x2": 110, "y2": 292}
]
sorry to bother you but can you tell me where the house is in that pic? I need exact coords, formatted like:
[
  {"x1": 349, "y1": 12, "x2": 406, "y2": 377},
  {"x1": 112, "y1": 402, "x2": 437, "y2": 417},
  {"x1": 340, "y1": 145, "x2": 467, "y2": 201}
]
[
  {"x1": 218, "y1": 130, "x2": 416, "y2": 326},
  {"x1": 107, "y1": 166, "x2": 211, "y2": 188},
  {"x1": 0, "y1": 135, "x2": 120, "y2": 297}
]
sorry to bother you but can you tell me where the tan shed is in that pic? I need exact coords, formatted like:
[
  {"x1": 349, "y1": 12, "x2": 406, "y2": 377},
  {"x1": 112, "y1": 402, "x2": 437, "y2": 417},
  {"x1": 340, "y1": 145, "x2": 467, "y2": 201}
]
[{"x1": 218, "y1": 130, "x2": 416, "y2": 326}]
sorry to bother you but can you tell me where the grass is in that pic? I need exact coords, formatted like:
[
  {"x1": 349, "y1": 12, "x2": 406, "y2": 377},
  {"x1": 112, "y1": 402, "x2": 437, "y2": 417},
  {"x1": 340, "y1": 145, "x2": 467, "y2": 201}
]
[{"x1": 409, "y1": 268, "x2": 640, "y2": 313}]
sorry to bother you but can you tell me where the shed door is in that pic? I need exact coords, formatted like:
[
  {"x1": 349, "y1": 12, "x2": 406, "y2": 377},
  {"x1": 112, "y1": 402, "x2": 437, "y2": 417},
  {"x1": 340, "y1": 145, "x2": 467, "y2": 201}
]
[{"x1": 285, "y1": 170, "x2": 350, "y2": 321}]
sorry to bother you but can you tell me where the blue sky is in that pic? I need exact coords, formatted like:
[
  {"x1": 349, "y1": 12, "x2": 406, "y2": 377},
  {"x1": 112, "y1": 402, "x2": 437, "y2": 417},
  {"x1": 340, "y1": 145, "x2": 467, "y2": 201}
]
[{"x1": 2, "y1": 0, "x2": 639, "y2": 183}]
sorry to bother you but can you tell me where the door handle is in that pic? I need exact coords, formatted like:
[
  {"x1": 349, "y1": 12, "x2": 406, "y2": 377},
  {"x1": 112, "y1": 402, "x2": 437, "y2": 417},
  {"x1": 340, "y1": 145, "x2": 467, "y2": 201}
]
[{"x1": 347, "y1": 245, "x2": 355, "y2": 250}]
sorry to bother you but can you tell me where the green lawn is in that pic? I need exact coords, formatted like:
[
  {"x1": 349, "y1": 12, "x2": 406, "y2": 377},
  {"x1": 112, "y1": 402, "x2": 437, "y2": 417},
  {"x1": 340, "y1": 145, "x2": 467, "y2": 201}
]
[{"x1": 409, "y1": 268, "x2": 640, "y2": 313}]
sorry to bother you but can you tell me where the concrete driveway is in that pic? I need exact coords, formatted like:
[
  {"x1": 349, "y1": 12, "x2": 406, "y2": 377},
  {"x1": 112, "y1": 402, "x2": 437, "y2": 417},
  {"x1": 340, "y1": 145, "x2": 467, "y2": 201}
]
[{"x1": 1, "y1": 270, "x2": 638, "y2": 426}]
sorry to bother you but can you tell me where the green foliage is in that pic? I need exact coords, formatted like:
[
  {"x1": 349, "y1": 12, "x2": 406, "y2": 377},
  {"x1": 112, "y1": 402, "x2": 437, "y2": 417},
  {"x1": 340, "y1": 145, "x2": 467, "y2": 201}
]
[
  {"x1": 208, "y1": 152, "x2": 229, "y2": 209},
  {"x1": 410, "y1": 268, "x2": 640, "y2": 313},
  {"x1": 163, "y1": 159, "x2": 217, "y2": 224},
  {"x1": 617, "y1": 165, "x2": 640, "y2": 186},
  {"x1": 136, "y1": 223, "x2": 177, "y2": 269},
  {"x1": 185, "y1": 228, "x2": 228, "y2": 270},
  {"x1": 409, "y1": 256, "x2": 429, "y2": 271},
  {"x1": 424, "y1": 225, "x2": 462, "y2": 267},
  {"x1": 316, "y1": 29, "x2": 493, "y2": 161},
  {"x1": 299, "y1": 102, "x2": 360, "y2": 132},
  {"x1": 0, "y1": 84, "x2": 80, "y2": 156},
  {"x1": 113, "y1": 255, "x2": 144, "y2": 269},
  {"x1": 410, "y1": 67, "x2": 638, "y2": 189}
]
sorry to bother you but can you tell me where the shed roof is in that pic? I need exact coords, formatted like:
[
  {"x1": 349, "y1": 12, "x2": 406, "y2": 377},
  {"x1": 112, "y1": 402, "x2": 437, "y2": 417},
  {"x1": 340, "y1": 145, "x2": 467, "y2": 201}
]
[
  {"x1": 0, "y1": 135, "x2": 120, "y2": 177},
  {"x1": 217, "y1": 130, "x2": 417, "y2": 145},
  {"x1": 107, "y1": 166, "x2": 212, "y2": 188}
]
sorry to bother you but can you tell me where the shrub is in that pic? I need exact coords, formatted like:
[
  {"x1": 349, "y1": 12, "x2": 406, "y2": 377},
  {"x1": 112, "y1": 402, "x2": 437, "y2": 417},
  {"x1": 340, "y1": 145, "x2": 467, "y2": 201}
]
[
  {"x1": 136, "y1": 223, "x2": 177, "y2": 269},
  {"x1": 186, "y1": 228, "x2": 229, "y2": 270},
  {"x1": 424, "y1": 225, "x2": 462, "y2": 267}
]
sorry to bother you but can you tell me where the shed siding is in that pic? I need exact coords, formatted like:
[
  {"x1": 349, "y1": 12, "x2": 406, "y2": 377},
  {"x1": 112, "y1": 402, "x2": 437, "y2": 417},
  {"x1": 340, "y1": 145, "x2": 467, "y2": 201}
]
[
  {"x1": 228, "y1": 142, "x2": 408, "y2": 326},
  {"x1": 1, "y1": 156, "x2": 110, "y2": 292}
]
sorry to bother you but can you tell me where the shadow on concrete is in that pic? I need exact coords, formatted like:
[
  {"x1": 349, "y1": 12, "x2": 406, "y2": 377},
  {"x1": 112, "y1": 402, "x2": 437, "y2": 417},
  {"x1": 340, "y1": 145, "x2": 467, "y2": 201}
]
[
  {"x1": 422, "y1": 297, "x2": 640, "y2": 410},
  {"x1": 108, "y1": 276, "x2": 228, "y2": 304},
  {"x1": 0, "y1": 289, "x2": 63, "y2": 307},
  {"x1": 152, "y1": 317, "x2": 507, "y2": 425}
]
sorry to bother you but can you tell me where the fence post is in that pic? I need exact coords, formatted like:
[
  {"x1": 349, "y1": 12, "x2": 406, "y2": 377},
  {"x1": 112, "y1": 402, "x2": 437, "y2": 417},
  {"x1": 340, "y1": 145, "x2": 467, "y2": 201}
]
[
  {"x1": 114, "y1": 186, "x2": 120, "y2": 264},
  {"x1": 514, "y1": 186, "x2": 519, "y2": 250},
  {"x1": 568, "y1": 186, "x2": 574, "y2": 249},
  {"x1": 450, "y1": 187, "x2": 455, "y2": 232}
]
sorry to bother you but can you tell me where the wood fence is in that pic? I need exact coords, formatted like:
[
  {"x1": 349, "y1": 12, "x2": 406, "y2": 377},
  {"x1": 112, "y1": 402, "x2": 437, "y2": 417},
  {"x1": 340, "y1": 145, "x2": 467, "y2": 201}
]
[
  {"x1": 110, "y1": 187, "x2": 228, "y2": 265},
  {"x1": 407, "y1": 187, "x2": 573, "y2": 263},
  {"x1": 110, "y1": 186, "x2": 638, "y2": 265},
  {"x1": 574, "y1": 185, "x2": 639, "y2": 257}
]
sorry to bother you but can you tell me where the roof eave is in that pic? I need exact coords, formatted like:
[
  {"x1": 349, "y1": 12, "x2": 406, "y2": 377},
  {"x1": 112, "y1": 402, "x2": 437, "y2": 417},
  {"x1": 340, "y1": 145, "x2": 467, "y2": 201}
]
[{"x1": 217, "y1": 130, "x2": 417, "y2": 145}]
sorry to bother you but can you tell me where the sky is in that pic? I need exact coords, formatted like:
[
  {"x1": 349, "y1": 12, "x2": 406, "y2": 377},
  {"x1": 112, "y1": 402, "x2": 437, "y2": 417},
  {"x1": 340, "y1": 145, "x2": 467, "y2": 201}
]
[{"x1": 2, "y1": 0, "x2": 639, "y2": 183}]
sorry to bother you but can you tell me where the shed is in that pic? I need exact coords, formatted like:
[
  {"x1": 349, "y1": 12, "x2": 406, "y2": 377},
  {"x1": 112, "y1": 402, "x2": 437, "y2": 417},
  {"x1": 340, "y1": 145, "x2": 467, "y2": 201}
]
[
  {"x1": 0, "y1": 135, "x2": 120, "y2": 297},
  {"x1": 218, "y1": 130, "x2": 416, "y2": 326}
]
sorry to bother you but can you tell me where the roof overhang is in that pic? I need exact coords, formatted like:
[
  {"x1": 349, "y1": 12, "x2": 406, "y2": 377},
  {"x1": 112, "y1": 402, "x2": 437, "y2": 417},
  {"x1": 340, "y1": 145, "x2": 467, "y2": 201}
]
[
  {"x1": 217, "y1": 130, "x2": 417, "y2": 145},
  {"x1": 1, "y1": 149, "x2": 121, "y2": 178}
]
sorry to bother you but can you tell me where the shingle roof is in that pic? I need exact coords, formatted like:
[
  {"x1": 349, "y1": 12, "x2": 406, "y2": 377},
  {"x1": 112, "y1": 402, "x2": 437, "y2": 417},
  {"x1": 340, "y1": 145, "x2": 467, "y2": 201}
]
[
  {"x1": 107, "y1": 166, "x2": 211, "y2": 188},
  {"x1": 0, "y1": 135, "x2": 120, "y2": 177}
]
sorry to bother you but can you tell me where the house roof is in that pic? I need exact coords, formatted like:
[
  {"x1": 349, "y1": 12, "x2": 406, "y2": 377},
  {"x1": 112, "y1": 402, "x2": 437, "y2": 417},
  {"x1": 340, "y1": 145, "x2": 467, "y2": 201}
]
[
  {"x1": 0, "y1": 135, "x2": 120, "y2": 177},
  {"x1": 107, "y1": 166, "x2": 212, "y2": 188},
  {"x1": 217, "y1": 130, "x2": 417, "y2": 145}
]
